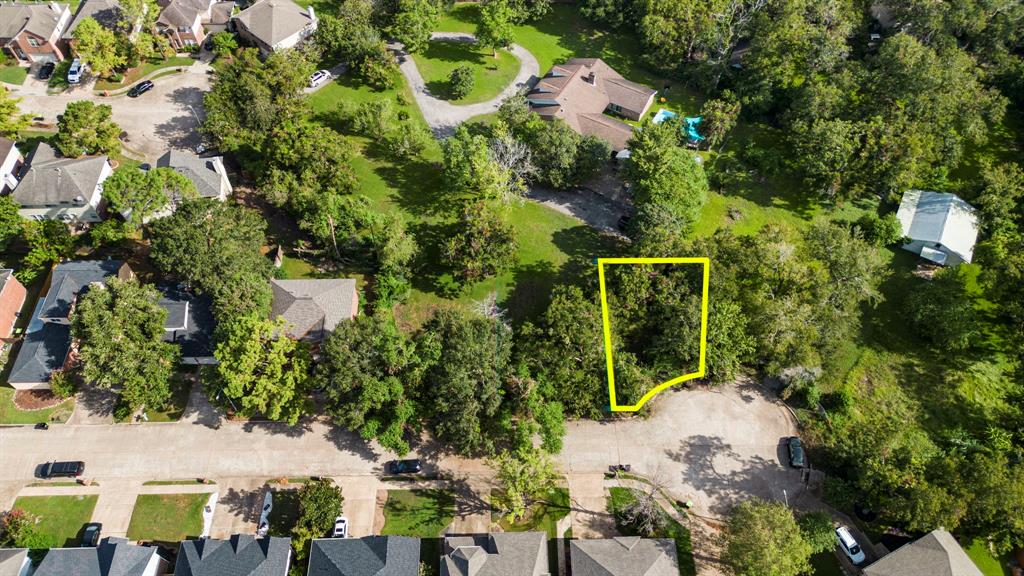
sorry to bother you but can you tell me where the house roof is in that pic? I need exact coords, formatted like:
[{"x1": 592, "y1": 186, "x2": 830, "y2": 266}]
[
  {"x1": 440, "y1": 533, "x2": 548, "y2": 576},
  {"x1": 175, "y1": 535, "x2": 292, "y2": 576},
  {"x1": 156, "y1": 149, "x2": 229, "y2": 199},
  {"x1": 158, "y1": 284, "x2": 215, "y2": 359},
  {"x1": 896, "y1": 190, "x2": 979, "y2": 263},
  {"x1": 156, "y1": 0, "x2": 208, "y2": 28},
  {"x1": 0, "y1": 269, "x2": 12, "y2": 293},
  {"x1": 62, "y1": 0, "x2": 123, "y2": 39},
  {"x1": 40, "y1": 260, "x2": 128, "y2": 320},
  {"x1": 863, "y1": 530, "x2": 983, "y2": 576},
  {"x1": 0, "y1": 548, "x2": 29, "y2": 576},
  {"x1": 232, "y1": 0, "x2": 314, "y2": 48},
  {"x1": 11, "y1": 143, "x2": 109, "y2": 207},
  {"x1": 270, "y1": 279, "x2": 356, "y2": 341},
  {"x1": 0, "y1": 138, "x2": 17, "y2": 163},
  {"x1": 307, "y1": 536, "x2": 420, "y2": 576},
  {"x1": 570, "y1": 537, "x2": 679, "y2": 576},
  {"x1": 36, "y1": 538, "x2": 161, "y2": 576},
  {"x1": 526, "y1": 58, "x2": 654, "y2": 151},
  {"x1": 0, "y1": 3, "x2": 68, "y2": 42},
  {"x1": 7, "y1": 320, "x2": 71, "y2": 384}
]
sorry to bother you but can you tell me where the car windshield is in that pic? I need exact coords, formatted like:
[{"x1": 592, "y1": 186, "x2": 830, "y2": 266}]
[{"x1": 850, "y1": 544, "x2": 861, "y2": 554}]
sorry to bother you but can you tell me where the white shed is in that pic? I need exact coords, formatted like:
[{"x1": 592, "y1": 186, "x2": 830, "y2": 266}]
[{"x1": 895, "y1": 190, "x2": 979, "y2": 266}]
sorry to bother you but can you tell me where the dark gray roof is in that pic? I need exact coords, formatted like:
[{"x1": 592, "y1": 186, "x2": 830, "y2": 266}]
[
  {"x1": 270, "y1": 279, "x2": 357, "y2": 341},
  {"x1": 62, "y1": 0, "x2": 123, "y2": 39},
  {"x1": 39, "y1": 260, "x2": 127, "y2": 321},
  {"x1": 570, "y1": 537, "x2": 679, "y2": 576},
  {"x1": 441, "y1": 533, "x2": 548, "y2": 576},
  {"x1": 0, "y1": 548, "x2": 30, "y2": 576},
  {"x1": 35, "y1": 538, "x2": 159, "y2": 576},
  {"x1": 158, "y1": 285, "x2": 215, "y2": 359},
  {"x1": 155, "y1": 150, "x2": 228, "y2": 199},
  {"x1": 11, "y1": 143, "x2": 109, "y2": 207},
  {"x1": 175, "y1": 535, "x2": 292, "y2": 576},
  {"x1": 7, "y1": 321, "x2": 71, "y2": 385},
  {"x1": 0, "y1": 138, "x2": 17, "y2": 163},
  {"x1": 864, "y1": 530, "x2": 983, "y2": 576},
  {"x1": 308, "y1": 536, "x2": 420, "y2": 576}
]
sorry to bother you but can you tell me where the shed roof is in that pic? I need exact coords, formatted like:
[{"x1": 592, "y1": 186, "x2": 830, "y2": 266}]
[
  {"x1": 863, "y1": 530, "x2": 983, "y2": 576},
  {"x1": 896, "y1": 190, "x2": 979, "y2": 263}
]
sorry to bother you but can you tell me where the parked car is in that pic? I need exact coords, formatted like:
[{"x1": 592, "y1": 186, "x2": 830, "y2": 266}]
[
  {"x1": 835, "y1": 526, "x2": 866, "y2": 565},
  {"x1": 40, "y1": 460, "x2": 85, "y2": 478},
  {"x1": 308, "y1": 69, "x2": 331, "y2": 88},
  {"x1": 332, "y1": 516, "x2": 348, "y2": 538},
  {"x1": 67, "y1": 59, "x2": 84, "y2": 84},
  {"x1": 81, "y1": 523, "x2": 102, "y2": 546},
  {"x1": 787, "y1": 436, "x2": 806, "y2": 468},
  {"x1": 386, "y1": 459, "x2": 422, "y2": 474},
  {"x1": 127, "y1": 80, "x2": 154, "y2": 98},
  {"x1": 38, "y1": 62, "x2": 56, "y2": 80}
]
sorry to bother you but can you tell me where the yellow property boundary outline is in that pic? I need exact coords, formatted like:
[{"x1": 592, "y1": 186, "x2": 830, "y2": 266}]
[{"x1": 597, "y1": 257, "x2": 711, "y2": 412}]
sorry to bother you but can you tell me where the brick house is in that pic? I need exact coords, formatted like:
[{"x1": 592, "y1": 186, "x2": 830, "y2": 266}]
[
  {"x1": 156, "y1": 0, "x2": 233, "y2": 51},
  {"x1": 0, "y1": 270, "x2": 27, "y2": 340},
  {"x1": 0, "y1": 2, "x2": 72, "y2": 64}
]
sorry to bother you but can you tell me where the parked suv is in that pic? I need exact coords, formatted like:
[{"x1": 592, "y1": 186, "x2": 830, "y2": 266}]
[
  {"x1": 787, "y1": 436, "x2": 806, "y2": 468},
  {"x1": 40, "y1": 461, "x2": 85, "y2": 478},
  {"x1": 67, "y1": 59, "x2": 84, "y2": 84},
  {"x1": 835, "y1": 526, "x2": 866, "y2": 565},
  {"x1": 386, "y1": 459, "x2": 422, "y2": 474}
]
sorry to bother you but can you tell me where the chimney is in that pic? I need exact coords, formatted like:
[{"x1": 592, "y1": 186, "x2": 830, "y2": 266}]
[
  {"x1": 307, "y1": 5, "x2": 315, "y2": 23},
  {"x1": 585, "y1": 71, "x2": 596, "y2": 84},
  {"x1": 49, "y1": 1, "x2": 60, "y2": 13}
]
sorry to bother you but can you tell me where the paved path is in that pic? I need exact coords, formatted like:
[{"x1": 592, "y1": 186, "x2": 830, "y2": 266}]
[
  {"x1": 6, "y1": 61, "x2": 211, "y2": 162},
  {"x1": 394, "y1": 32, "x2": 540, "y2": 135}
]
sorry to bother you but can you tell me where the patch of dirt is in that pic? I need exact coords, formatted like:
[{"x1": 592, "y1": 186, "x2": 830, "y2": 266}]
[{"x1": 13, "y1": 389, "x2": 66, "y2": 410}]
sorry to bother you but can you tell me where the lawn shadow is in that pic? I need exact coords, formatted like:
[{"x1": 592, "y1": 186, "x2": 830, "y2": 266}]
[
  {"x1": 218, "y1": 486, "x2": 262, "y2": 525},
  {"x1": 406, "y1": 219, "x2": 459, "y2": 296},
  {"x1": 371, "y1": 154, "x2": 451, "y2": 218}
]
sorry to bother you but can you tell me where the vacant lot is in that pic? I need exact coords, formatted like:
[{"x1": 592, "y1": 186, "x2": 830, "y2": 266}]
[
  {"x1": 381, "y1": 489, "x2": 455, "y2": 538},
  {"x1": 12, "y1": 494, "x2": 98, "y2": 548}
]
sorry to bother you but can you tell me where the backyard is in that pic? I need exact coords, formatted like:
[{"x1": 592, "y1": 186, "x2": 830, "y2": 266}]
[
  {"x1": 126, "y1": 493, "x2": 209, "y2": 544},
  {"x1": 412, "y1": 40, "x2": 520, "y2": 103},
  {"x1": 11, "y1": 494, "x2": 98, "y2": 548}
]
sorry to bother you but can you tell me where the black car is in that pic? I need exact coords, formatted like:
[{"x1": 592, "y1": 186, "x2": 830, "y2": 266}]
[
  {"x1": 387, "y1": 459, "x2": 423, "y2": 474},
  {"x1": 127, "y1": 80, "x2": 154, "y2": 97},
  {"x1": 787, "y1": 436, "x2": 806, "y2": 468},
  {"x1": 40, "y1": 461, "x2": 85, "y2": 478},
  {"x1": 38, "y1": 62, "x2": 56, "y2": 80},
  {"x1": 81, "y1": 523, "x2": 102, "y2": 546}
]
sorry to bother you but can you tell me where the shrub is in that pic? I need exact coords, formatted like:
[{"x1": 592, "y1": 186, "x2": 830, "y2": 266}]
[
  {"x1": 798, "y1": 511, "x2": 836, "y2": 554},
  {"x1": 856, "y1": 212, "x2": 905, "y2": 246},
  {"x1": 49, "y1": 370, "x2": 77, "y2": 399},
  {"x1": 449, "y1": 65, "x2": 475, "y2": 99}
]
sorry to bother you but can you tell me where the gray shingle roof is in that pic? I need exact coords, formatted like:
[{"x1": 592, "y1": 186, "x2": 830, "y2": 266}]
[
  {"x1": 270, "y1": 279, "x2": 356, "y2": 341},
  {"x1": 864, "y1": 530, "x2": 983, "y2": 576},
  {"x1": 0, "y1": 548, "x2": 30, "y2": 576},
  {"x1": 232, "y1": 0, "x2": 314, "y2": 48},
  {"x1": 307, "y1": 536, "x2": 420, "y2": 576},
  {"x1": 441, "y1": 533, "x2": 548, "y2": 576},
  {"x1": 7, "y1": 321, "x2": 71, "y2": 385},
  {"x1": 156, "y1": 0, "x2": 208, "y2": 27},
  {"x1": 11, "y1": 143, "x2": 109, "y2": 207},
  {"x1": 35, "y1": 539, "x2": 161, "y2": 576},
  {"x1": 62, "y1": 0, "x2": 123, "y2": 39},
  {"x1": 158, "y1": 284, "x2": 215, "y2": 359},
  {"x1": 39, "y1": 260, "x2": 128, "y2": 321},
  {"x1": 0, "y1": 3, "x2": 69, "y2": 41},
  {"x1": 156, "y1": 150, "x2": 229, "y2": 199},
  {"x1": 570, "y1": 538, "x2": 679, "y2": 576},
  {"x1": 175, "y1": 535, "x2": 292, "y2": 576}
]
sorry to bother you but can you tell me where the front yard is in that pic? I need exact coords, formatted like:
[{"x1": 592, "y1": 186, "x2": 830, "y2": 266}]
[
  {"x1": 0, "y1": 386, "x2": 74, "y2": 425},
  {"x1": 0, "y1": 64, "x2": 28, "y2": 85},
  {"x1": 411, "y1": 40, "x2": 519, "y2": 104},
  {"x1": 493, "y1": 486, "x2": 571, "y2": 539},
  {"x1": 11, "y1": 495, "x2": 98, "y2": 548},
  {"x1": 93, "y1": 56, "x2": 194, "y2": 91},
  {"x1": 607, "y1": 487, "x2": 696, "y2": 576},
  {"x1": 380, "y1": 489, "x2": 455, "y2": 538},
  {"x1": 126, "y1": 493, "x2": 208, "y2": 544}
]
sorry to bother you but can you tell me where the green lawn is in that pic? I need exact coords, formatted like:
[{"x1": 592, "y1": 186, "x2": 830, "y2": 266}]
[
  {"x1": 607, "y1": 487, "x2": 695, "y2": 576},
  {"x1": 126, "y1": 493, "x2": 208, "y2": 544},
  {"x1": 381, "y1": 490, "x2": 455, "y2": 538},
  {"x1": 0, "y1": 386, "x2": 74, "y2": 425},
  {"x1": 809, "y1": 551, "x2": 845, "y2": 576},
  {"x1": 12, "y1": 495, "x2": 98, "y2": 548},
  {"x1": 94, "y1": 56, "x2": 194, "y2": 91},
  {"x1": 494, "y1": 486, "x2": 570, "y2": 538},
  {"x1": 143, "y1": 374, "x2": 193, "y2": 422},
  {"x1": 965, "y1": 539, "x2": 1012, "y2": 576},
  {"x1": 0, "y1": 64, "x2": 28, "y2": 85},
  {"x1": 412, "y1": 40, "x2": 519, "y2": 104}
]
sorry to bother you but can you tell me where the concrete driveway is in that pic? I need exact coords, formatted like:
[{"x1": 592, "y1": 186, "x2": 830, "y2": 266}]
[{"x1": 8, "y1": 63, "x2": 210, "y2": 162}]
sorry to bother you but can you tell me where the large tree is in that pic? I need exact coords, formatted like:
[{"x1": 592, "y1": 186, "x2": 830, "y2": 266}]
[
  {"x1": 316, "y1": 314, "x2": 420, "y2": 455},
  {"x1": 905, "y1": 267, "x2": 980, "y2": 351},
  {"x1": 72, "y1": 277, "x2": 180, "y2": 413},
  {"x1": 0, "y1": 196, "x2": 21, "y2": 253},
  {"x1": 101, "y1": 166, "x2": 196, "y2": 228},
  {"x1": 55, "y1": 101, "x2": 122, "y2": 158},
  {"x1": 417, "y1": 307, "x2": 513, "y2": 455},
  {"x1": 149, "y1": 199, "x2": 273, "y2": 321},
  {"x1": 212, "y1": 315, "x2": 312, "y2": 425},
  {"x1": 72, "y1": 17, "x2": 126, "y2": 78},
  {"x1": 443, "y1": 201, "x2": 518, "y2": 284},
  {"x1": 388, "y1": 0, "x2": 440, "y2": 54},
  {"x1": 724, "y1": 499, "x2": 813, "y2": 576},
  {"x1": 491, "y1": 446, "x2": 557, "y2": 520},
  {"x1": 477, "y1": 0, "x2": 515, "y2": 57},
  {"x1": 0, "y1": 87, "x2": 31, "y2": 139},
  {"x1": 17, "y1": 220, "x2": 74, "y2": 284},
  {"x1": 292, "y1": 479, "x2": 344, "y2": 560}
]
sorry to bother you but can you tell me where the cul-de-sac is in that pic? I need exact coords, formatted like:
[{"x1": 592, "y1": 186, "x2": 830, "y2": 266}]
[{"x1": 0, "y1": 0, "x2": 1021, "y2": 574}]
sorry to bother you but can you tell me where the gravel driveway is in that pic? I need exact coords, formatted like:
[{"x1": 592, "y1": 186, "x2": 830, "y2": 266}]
[{"x1": 9, "y1": 62, "x2": 211, "y2": 162}]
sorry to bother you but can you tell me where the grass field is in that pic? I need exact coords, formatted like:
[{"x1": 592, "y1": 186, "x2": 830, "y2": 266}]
[
  {"x1": 0, "y1": 64, "x2": 28, "y2": 85},
  {"x1": 965, "y1": 539, "x2": 1013, "y2": 576},
  {"x1": 0, "y1": 386, "x2": 74, "y2": 425},
  {"x1": 607, "y1": 487, "x2": 695, "y2": 576},
  {"x1": 381, "y1": 490, "x2": 455, "y2": 538},
  {"x1": 12, "y1": 495, "x2": 98, "y2": 548},
  {"x1": 126, "y1": 493, "x2": 208, "y2": 543},
  {"x1": 494, "y1": 486, "x2": 571, "y2": 538},
  {"x1": 412, "y1": 40, "x2": 519, "y2": 104}
]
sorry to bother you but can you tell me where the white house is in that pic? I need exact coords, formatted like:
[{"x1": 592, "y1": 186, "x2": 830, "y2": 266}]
[
  {"x1": 11, "y1": 143, "x2": 110, "y2": 223},
  {"x1": 231, "y1": 0, "x2": 317, "y2": 56},
  {"x1": 0, "y1": 137, "x2": 23, "y2": 194},
  {"x1": 895, "y1": 189, "x2": 979, "y2": 266}
]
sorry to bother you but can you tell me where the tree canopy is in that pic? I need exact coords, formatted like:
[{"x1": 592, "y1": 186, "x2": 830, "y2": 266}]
[
  {"x1": 55, "y1": 101, "x2": 122, "y2": 158},
  {"x1": 101, "y1": 166, "x2": 196, "y2": 228}
]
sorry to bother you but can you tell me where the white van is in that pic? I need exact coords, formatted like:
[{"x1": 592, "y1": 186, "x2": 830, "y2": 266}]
[
  {"x1": 835, "y1": 525, "x2": 866, "y2": 565},
  {"x1": 67, "y1": 59, "x2": 84, "y2": 84}
]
